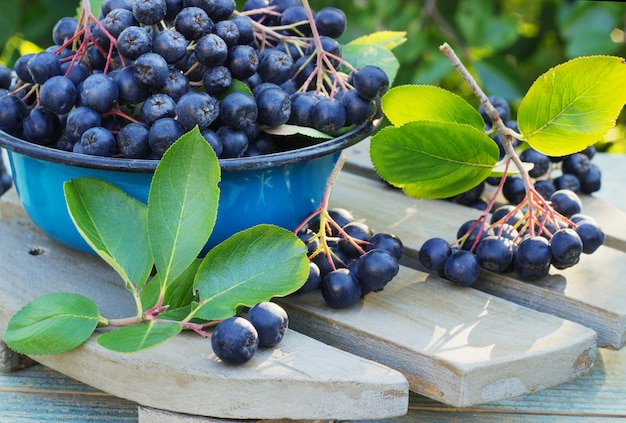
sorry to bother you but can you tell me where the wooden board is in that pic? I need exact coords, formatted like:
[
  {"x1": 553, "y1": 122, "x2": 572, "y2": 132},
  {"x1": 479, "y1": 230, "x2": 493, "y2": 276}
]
[
  {"x1": 279, "y1": 265, "x2": 597, "y2": 407},
  {"x1": 0, "y1": 190, "x2": 598, "y2": 410},
  {"x1": 328, "y1": 170, "x2": 626, "y2": 349},
  {"x1": 5, "y1": 345, "x2": 626, "y2": 423},
  {"x1": 0, "y1": 216, "x2": 409, "y2": 421}
]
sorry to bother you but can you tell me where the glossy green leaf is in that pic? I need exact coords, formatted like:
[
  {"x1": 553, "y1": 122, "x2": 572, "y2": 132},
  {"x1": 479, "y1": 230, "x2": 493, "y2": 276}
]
[
  {"x1": 140, "y1": 259, "x2": 201, "y2": 311},
  {"x1": 64, "y1": 177, "x2": 152, "y2": 289},
  {"x1": 190, "y1": 225, "x2": 308, "y2": 321},
  {"x1": 148, "y1": 127, "x2": 221, "y2": 285},
  {"x1": 518, "y1": 56, "x2": 626, "y2": 156},
  {"x1": 370, "y1": 121, "x2": 500, "y2": 199},
  {"x1": 218, "y1": 79, "x2": 253, "y2": 100},
  {"x1": 96, "y1": 321, "x2": 181, "y2": 353},
  {"x1": 347, "y1": 31, "x2": 407, "y2": 51},
  {"x1": 341, "y1": 43, "x2": 400, "y2": 84},
  {"x1": 381, "y1": 85, "x2": 485, "y2": 129},
  {"x1": 4, "y1": 293, "x2": 100, "y2": 355},
  {"x1": 262, "y1": 123, "x2": 333, "y2": 139}
]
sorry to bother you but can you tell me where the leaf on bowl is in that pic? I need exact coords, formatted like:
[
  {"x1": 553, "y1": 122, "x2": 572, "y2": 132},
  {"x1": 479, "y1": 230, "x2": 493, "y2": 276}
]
[
  {"x1": 148, "y1": 127, "x2": 221, "y2": 286},
  {"x1": 347, "y1": 31, "x2": 408, "y2": 51},
  {"x1": 64, "y1": 177, "x2": 153, "y2": 290},
  {"x1": 341, "y1": 43, "x2": 400, "y2": 84},
  {"x1": 262, "y1": 124, "x2": 333, "y2": 139}
]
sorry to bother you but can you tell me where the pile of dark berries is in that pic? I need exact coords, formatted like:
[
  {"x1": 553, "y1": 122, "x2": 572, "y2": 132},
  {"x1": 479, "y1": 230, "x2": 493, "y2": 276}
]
[
  {"x1": 421, "y1": 96, "x2": 605, "y2": 286},
  {"x1": 296, "y1": 207, "x2": 403, "y2": 309},
  {"x1": 0, "y1": 0, "x2": 389, "y2": 160}
]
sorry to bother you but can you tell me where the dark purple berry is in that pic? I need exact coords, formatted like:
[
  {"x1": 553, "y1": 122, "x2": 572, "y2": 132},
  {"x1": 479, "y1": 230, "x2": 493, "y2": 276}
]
[
  {"x1": 245, "y1": 302, "x2": 288, "y2": 348},
  {"x1": 80, "y1": 127, "x2": 117, "y2": 156},
  {"x1": 352, "y1": 65, "x2": 389, "y2": 101},
  {"x1": 444, "y1": 250, "x2": 480, "y2": 286},
  {"x1": 513, "y1": 236, "x2": 551, "y2": 280},
  {"x1": 419, "y1": 237, "x2": 451, "y2": 272},
  {"x1": 211, "y1": 316, "x2": 258, "y2": 365},
  {"x1": 315, "y1": 7, "x2": 346, "y2": 38},
  {"x1": 320, "y1": 268, "x2": 362, "y2": 308}
]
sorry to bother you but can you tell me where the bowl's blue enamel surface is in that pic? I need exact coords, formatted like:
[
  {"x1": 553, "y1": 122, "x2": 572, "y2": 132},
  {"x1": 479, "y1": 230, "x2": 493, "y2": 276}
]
[{"x1": 0, "y1": 122, "x2": 374, "y2": 254}]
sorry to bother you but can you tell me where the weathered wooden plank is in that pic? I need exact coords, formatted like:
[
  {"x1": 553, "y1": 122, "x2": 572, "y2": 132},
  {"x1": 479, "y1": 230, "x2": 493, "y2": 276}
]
[
  {"x1": 138, "y1": 407, "x2": 332, "y2": 423},
  {"x1": 328, "y1": 169, "x2": 626, "y2": 349},
  {"x1": 406, "y1": 346, "x2": 626, "y2": 419},
  {"x1": 279, "y1": 263, "x2": 597, "y2": 407},
  {"x1": 6, "y1": 344, "x2": 626, "y2": 423},
  {"x1": 0, "y1": 216, "x2": 408, "y2": 421}
]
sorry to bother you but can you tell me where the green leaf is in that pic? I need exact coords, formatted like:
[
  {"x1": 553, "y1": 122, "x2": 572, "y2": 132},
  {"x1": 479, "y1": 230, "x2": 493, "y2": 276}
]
[
  {"x1": 341, "y1": 43, "x2": 400, "y2": 84},
  {"x1": 518, "y1": 56, "x2": 626, "y2": 156},
  {"x1": 140, "y1": 259, "x2": 201, "y2": 311},
  {"x1": 190, "y1": 225, "x2": 308, "y2": 321},
  {"x1": 96, "y1": 321, "x2": 181, "y2": 353},
  {"x1": 64, "y1": 177, "x2": 152, "y2": 289},
  {"x1": 381, "y1": 85, "x2": 485, "y2": 130},
  {"x1": 347, "y1": 31, "x2": 408, "y2": 51},
  {"x1": 262, "y1": 123, "x2": 333, "y2": 139},
  {"x1": 4, "y1": 293, "x2": 100, "y2": 355},
  {"x1": 370, "y1": 121, "x2": 500, "y2": 199},
  {"x1": 217, "y1": 79, "x2": 253, "y2": 100},
  {"x1": 148, "y1": 127, "x2": 221, "y2": 285}
]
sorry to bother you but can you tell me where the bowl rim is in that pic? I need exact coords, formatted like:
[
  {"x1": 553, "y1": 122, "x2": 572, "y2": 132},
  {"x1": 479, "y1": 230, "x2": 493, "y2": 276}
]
[{"x1": 0, "y1": 120, "x2": 378, "y2": 173}]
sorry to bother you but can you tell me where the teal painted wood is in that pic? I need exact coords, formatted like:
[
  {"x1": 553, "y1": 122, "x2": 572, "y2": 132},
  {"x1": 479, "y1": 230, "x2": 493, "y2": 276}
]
[
  {"x1": 0, "y1": 365, "x2": 137, "y2": 422},
  {"x1": 3, "y1": 347, "x2": 626, "y2": 423}
]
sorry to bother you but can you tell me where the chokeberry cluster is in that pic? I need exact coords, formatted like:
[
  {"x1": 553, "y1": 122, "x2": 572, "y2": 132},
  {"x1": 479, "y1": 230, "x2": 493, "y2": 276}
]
[
  {"x1": 211, "y1": 301, "x2": 288, "y2": 365},
  {"x1": 0, "y1": 0, "x2": 389, "y2": 160},
  {"x1": 421, "y1": 96, "x2": 606, "y2": 286},
  {"x1": 295, "y1": 207, "x2": 403, "y2": 308}
]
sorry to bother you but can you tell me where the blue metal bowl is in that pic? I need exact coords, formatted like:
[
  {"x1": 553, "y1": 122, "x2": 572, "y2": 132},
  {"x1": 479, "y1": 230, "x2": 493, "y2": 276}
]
[{"x1": 0, "y1": 122, "x2": 376, "y2": 254}]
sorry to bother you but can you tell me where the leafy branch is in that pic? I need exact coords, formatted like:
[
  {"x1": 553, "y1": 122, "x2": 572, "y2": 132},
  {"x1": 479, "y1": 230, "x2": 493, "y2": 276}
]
[
  {"x1": 4, "y1": 128, "x2": 309, "y2": 355},
  {"x1": 370, "y1": 43, "x2": 626, "y2": 259}
]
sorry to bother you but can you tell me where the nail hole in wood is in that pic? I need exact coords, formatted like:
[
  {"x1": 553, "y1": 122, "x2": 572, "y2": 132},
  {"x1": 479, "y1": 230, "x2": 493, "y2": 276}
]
[{"x1": 28, "y1": 247, "x2": 45, "y2": 256}]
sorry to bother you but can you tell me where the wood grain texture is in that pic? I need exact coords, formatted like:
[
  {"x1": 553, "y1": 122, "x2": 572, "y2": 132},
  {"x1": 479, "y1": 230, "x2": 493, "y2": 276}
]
[
  {"x1": 138, "y1": 407, "x2": 333, "y2": 422},
  {"x1": 4, "y1": 346, "x2": 626, "y2": 423},
  {"x1": 0, "y1": 217, "x2": 408, "y2": 421},
  {"x1": 279, "y1": 263, "x2": 597, "y2": 407},
  {"x1": 330, "y1": 163, "x2": 626, "y2": 348}
]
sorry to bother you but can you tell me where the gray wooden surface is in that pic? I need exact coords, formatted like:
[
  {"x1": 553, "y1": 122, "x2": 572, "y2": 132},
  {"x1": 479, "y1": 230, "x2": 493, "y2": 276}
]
[{"x1": 1, "y1": 150, "x2": 625, "y2": 422}]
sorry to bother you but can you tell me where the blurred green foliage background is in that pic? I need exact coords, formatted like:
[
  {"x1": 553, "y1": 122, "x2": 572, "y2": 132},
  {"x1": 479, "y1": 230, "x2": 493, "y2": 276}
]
[{"x1": 1, "y1": 0, "x2": 625, "y2": 150}]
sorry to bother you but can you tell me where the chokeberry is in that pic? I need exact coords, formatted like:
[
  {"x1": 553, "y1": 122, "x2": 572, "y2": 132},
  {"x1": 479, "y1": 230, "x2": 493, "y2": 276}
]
[
  {"x1": 211, "y1": 317, "x2": 259, "y2": 365},
  {"x1": 245, "y1": 302, "x2": 288, "y2": 348}
]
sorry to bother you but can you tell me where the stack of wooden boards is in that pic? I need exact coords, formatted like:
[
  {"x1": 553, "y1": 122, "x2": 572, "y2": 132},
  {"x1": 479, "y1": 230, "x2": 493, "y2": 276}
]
[{"x1": 0, "y1": 143, "x2": 624, "y2": 422}]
